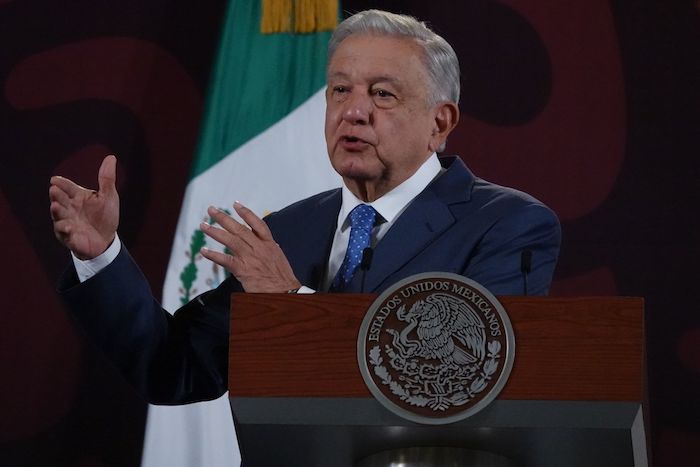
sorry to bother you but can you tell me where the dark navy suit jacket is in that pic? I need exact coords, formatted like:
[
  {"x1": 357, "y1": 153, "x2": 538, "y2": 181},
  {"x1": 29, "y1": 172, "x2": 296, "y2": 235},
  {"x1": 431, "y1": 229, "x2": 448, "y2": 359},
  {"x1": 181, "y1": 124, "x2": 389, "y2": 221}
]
[{"x1": 60, "y1": 156, "x2": 560, "y2": 404}]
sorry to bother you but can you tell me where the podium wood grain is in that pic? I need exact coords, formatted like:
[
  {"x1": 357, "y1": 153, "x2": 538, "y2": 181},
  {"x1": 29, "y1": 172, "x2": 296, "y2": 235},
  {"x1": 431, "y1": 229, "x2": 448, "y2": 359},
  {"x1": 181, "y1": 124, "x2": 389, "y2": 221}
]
[{"x1": 229, "y1": 295, "x2": 644, "y2": 401}]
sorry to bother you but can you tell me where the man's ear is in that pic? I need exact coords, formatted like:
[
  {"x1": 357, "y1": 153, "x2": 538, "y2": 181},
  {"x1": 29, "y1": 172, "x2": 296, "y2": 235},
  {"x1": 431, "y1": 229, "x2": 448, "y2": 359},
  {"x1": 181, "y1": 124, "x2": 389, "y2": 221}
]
[{"x1": 429, "y1": 102, "x2": 460, "y2": 153}]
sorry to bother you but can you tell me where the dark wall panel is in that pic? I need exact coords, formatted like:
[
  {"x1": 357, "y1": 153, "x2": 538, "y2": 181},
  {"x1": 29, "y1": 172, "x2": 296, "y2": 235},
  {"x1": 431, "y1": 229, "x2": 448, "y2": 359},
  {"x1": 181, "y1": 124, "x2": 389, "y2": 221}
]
[{"x1": 1, "y1": 1, "x2": 698, "y2": 465}]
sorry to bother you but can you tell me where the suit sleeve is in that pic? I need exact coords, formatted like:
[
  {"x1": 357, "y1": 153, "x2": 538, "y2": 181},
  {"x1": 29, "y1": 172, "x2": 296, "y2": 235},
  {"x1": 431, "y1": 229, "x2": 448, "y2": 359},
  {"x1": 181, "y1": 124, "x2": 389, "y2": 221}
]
[
  {"x1": 59, "y1": 246, "x2": 239, "y2": 405},
  {"x1": 462, "y1": 202, "x2": 561, "y2": 296}
]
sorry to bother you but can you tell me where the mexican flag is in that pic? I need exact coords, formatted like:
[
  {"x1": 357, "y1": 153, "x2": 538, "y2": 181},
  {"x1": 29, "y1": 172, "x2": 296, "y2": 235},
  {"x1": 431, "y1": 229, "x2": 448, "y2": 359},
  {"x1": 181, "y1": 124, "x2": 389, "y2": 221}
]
[{"x1": 141, "y1": 1, "x2": 341, "y2": 465}]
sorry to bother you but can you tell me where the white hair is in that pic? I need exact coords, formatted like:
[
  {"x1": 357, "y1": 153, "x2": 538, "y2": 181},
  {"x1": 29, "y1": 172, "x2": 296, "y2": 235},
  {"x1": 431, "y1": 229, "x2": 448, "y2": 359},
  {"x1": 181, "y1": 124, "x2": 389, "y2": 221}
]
[{"x1": 328, "y1": 9, "x2": 461, "y2": 106}]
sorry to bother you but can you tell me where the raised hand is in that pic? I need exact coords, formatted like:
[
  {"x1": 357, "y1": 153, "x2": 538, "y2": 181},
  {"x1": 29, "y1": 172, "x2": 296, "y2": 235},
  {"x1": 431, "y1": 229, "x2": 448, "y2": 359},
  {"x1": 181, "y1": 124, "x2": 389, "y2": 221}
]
[
  {"x1": 49, "y1": 155, "x2": 120, "y2": 260},
  {"x1": 200, "y1": 202, "x2": 301, "y2": 293}
]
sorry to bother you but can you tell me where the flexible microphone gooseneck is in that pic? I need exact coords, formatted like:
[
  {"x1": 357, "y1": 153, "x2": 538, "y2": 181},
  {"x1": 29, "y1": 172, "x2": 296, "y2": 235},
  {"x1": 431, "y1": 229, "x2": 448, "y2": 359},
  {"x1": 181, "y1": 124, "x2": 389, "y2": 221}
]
[
  {"x1": 360, "y1": 247, "x2": 374, "y2": 293},
  {"x1": 521, "y1": 250, "x2": 532, "y2": 296}
]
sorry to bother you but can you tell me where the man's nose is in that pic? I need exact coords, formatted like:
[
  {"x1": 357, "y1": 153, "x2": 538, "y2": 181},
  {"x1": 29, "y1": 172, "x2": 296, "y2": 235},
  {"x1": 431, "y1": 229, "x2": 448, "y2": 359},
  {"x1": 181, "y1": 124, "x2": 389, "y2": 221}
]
[{"x1": 342, "y1": 94, "x2": 372, "y2": 125}]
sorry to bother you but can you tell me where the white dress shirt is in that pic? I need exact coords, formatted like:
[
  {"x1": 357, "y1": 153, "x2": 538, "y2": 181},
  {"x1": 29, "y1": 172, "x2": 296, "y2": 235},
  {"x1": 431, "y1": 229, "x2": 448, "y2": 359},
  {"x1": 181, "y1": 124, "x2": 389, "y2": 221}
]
[
  {"x1": 323, "y1": 153, "x2": 442, "y2": 290},
  {"x1": 72, "y1": 232, "x2": 122, "y2": 283}
]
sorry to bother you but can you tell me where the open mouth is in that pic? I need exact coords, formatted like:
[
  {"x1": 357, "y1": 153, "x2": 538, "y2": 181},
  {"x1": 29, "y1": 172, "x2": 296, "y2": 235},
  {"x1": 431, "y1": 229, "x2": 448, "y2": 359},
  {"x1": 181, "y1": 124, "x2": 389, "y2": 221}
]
[{"x1": 340, "y1": 136, "x2": 369, "y2": 151}]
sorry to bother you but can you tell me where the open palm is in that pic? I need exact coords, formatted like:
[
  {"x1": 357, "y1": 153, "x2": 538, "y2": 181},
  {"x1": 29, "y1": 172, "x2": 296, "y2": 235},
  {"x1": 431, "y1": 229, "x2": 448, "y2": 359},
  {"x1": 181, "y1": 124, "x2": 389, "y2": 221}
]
[{"x1": 49, "y1": 155, "x2": 120, "y2": 260}]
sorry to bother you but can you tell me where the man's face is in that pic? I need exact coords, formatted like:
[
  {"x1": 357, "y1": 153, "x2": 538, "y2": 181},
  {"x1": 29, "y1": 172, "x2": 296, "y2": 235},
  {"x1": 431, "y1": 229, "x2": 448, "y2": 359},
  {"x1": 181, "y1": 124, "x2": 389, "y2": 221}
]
[{"x1": 325, "y1": 34, "x2": 441, "y2": 201}]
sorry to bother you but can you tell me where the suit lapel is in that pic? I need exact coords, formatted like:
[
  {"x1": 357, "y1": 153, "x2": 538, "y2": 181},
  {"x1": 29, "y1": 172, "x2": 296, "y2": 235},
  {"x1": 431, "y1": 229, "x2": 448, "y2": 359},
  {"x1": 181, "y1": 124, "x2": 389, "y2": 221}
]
[{"x1": 356, "y1": 157, "x2": 474, "y2": 293}]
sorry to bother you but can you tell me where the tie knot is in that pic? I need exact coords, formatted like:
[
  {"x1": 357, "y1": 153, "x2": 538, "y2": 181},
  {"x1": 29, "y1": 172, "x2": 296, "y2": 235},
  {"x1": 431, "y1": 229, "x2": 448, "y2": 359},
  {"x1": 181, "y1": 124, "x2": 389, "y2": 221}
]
[{"x1": 349, "y1": 204, "x2": 377, "y2": 230}]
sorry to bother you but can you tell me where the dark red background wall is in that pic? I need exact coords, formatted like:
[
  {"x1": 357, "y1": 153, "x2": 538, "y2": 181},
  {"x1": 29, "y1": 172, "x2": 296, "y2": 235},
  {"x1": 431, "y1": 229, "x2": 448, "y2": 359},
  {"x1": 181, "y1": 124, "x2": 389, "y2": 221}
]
[{"x1": 1, "y1": 1, "x2": 698, "y2": 466}]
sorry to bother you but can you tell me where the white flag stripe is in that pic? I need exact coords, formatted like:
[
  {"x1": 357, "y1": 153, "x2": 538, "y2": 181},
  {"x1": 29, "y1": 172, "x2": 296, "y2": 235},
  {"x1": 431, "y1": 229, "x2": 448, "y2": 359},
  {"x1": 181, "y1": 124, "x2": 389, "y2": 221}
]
[
  {"x1": 162, "y1": 88, "x2": 339, "y2": 307},
  {"x1": 144, "y1": 88, "x2": 339, "y2": 467}
]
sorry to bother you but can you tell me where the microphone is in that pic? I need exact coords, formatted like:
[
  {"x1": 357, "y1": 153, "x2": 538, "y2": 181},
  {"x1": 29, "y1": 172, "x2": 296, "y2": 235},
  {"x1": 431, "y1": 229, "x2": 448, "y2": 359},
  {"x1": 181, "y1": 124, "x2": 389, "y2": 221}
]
[
  {"x1": 520, "y1": 250, "x2": 532, "y2": 296},
  {"x1": 360, "y1": 247, "x2": 374, "y2": 292},
  {"x1": 361, "y1": 247, "x2": 374, "y2": 271}
]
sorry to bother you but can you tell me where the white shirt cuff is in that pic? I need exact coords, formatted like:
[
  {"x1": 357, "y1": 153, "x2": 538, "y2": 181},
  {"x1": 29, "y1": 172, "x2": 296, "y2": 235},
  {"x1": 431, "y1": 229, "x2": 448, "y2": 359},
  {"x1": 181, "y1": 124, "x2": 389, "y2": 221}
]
[
  {"x1": 72, "y1": 234, "x2": 122, "y2": 283},
  {"x1": 296, "y1": 286, "x2": 315, "y2": 294}
]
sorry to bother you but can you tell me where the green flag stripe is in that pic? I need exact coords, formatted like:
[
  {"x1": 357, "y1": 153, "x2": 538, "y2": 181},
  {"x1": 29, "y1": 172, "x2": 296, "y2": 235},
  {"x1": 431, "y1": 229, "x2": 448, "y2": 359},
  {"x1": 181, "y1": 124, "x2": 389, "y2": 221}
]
[{"x1": 192, "y1": 0, "x2": 333, "y2": 180}]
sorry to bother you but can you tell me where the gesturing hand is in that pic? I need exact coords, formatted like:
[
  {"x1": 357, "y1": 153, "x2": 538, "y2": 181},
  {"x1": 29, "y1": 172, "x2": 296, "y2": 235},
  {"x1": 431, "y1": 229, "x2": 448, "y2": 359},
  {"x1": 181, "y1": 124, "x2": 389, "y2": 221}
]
[
  {"x1": 200, "y1": 202, "x2": 301, "y2": 293},
  {"x1": 49, "y1": 155, "x2": 120, "y2": 260}
]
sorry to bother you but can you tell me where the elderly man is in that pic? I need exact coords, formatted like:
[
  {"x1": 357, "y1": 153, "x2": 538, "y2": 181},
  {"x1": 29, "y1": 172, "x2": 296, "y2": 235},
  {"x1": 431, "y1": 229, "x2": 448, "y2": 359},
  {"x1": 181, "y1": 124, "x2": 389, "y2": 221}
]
[{"x1": 49, "y1": 10, "x2": 560, "y2": 404}]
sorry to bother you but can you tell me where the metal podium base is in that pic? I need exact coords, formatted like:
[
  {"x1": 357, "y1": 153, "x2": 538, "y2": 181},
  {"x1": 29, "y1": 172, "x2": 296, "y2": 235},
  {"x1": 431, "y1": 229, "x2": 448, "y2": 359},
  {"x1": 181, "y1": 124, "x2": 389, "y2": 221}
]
[{"x1": 356, "y1": 447, "x2": 516, "y2": 467}]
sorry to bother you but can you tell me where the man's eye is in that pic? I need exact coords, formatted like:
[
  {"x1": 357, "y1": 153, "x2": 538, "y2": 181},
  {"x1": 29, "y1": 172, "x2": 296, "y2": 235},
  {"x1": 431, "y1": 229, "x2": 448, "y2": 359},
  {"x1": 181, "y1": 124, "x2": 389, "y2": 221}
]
[
  {"x1": 373, "y1": 89, "x2": 394, "y2": 98},
  {"x1": 333, "y1": 86, "x2": 348, "y2": 94}
]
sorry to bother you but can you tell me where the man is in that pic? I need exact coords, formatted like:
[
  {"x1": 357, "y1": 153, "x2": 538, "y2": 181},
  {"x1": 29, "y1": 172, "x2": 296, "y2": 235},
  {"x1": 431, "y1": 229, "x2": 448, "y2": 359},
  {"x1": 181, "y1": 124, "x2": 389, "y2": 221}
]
[{"x1": 49, "y1": 10, "x2": 560, "y2": 404}]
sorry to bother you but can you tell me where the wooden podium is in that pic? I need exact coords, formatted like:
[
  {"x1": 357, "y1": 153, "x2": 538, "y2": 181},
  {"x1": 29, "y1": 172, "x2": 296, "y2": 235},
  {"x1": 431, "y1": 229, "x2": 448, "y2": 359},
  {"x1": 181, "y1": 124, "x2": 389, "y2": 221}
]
[{"x1": 228, "y1": 294, "x2": 647, "y2": 467}]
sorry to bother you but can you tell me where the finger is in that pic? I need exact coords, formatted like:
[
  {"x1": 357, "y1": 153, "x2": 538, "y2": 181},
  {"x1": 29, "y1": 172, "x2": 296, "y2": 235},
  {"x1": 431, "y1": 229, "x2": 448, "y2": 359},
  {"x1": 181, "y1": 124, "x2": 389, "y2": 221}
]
[
  {"x1": 200, "y1": 222, "x2": 250, "y2": 254},
  {"x1": 206, "y1": 206, "x2": 257, "y2": 247},
  {"x1": 53, "y1": 219, "x2": 73, "y2": 235},
  {"x1": 50, "y1": 175, "x2": 85, "y2": 199},
  {"x1": 200, "y1": 246, "x2": 239, "y2": 273},
  {"x1": 234, "y1": 202, "x2": 273, "y2": 241},
  {"x1": 50, "y1": 201, "x2": 70, "y2": 221},
  {"x1": 49, "y1": 184, "x2": 71, "y2": 207},
  {"x1": 98, "y1": 155, "x2": 117, "y2": 195}
]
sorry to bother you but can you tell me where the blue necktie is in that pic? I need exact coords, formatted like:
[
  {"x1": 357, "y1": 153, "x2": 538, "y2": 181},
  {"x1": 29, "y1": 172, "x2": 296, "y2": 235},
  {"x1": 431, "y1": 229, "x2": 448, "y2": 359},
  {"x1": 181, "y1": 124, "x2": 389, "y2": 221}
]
[{"x1": 332, "y1": 204, "x2": 377, "y2": 291}]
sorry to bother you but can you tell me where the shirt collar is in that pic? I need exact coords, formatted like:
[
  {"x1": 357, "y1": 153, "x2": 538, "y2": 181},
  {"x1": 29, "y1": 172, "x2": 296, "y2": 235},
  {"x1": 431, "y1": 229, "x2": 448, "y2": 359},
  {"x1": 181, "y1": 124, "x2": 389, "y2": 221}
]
[{"x1": 338, "y1": 153, "x2": 442, "y2": 230}]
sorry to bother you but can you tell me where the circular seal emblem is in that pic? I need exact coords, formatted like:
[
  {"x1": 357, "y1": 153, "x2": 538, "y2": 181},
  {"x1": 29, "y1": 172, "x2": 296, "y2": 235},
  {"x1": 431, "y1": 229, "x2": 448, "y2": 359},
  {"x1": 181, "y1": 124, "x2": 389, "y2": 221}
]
[{"x1": 357, "y1": 272, "x2": 515, "y2": 425}]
